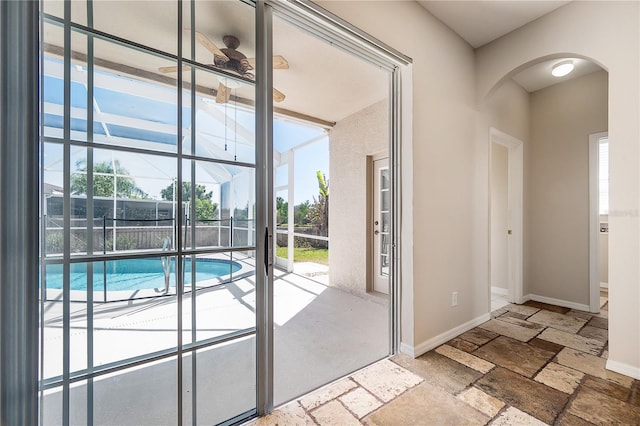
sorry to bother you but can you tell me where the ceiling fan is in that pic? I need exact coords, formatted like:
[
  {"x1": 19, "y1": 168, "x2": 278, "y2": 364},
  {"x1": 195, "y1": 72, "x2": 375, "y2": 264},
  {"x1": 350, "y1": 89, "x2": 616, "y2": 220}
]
[{"x1": 159, "y1": 31, "x2": 288, "y2": 104}]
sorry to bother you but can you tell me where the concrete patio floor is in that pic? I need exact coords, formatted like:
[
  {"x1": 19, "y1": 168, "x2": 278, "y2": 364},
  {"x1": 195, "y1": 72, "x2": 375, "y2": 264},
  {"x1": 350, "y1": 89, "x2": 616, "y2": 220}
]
[{"x1": 40, "y1": 264, "x2": 389, "y2": 425}]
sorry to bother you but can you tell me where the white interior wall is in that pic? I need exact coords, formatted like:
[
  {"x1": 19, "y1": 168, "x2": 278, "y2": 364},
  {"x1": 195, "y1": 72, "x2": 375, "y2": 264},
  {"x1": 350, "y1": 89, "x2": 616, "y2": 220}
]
[
  {"x1": 317, "y1": 1, "x2": 639, "y2": 378},
  {"x1": 329, "y1": 100, "x2": 388, "y2": 293},
  {"x1": 478, "y1": 0, "x2": 639, "y2": 377},
  {"x1": 527, "y1": 70, "x2": 608, "y2": 307},
  {"x1": 491, "y1": 143, "x2": 508, "y2": 291}
]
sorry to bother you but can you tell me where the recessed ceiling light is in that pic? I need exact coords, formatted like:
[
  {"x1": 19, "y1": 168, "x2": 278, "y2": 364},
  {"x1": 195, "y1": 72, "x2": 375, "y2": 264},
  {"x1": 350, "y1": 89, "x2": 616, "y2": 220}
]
[{"x1": 552, "y1": 60, "x2": 574, "y2": 77}]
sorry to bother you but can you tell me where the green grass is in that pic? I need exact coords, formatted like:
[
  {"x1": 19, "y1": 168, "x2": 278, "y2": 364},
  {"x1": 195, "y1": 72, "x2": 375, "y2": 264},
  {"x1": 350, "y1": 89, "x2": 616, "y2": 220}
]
[{"x1": 276, "y1": 246, "x2": 328, "y2": 265}]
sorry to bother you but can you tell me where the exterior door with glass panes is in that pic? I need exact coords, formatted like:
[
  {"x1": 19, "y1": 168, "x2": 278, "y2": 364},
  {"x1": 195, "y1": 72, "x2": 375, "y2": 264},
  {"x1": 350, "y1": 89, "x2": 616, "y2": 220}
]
[{"x1": 373, "y1": 157, "x2": 390, "y2": 294}]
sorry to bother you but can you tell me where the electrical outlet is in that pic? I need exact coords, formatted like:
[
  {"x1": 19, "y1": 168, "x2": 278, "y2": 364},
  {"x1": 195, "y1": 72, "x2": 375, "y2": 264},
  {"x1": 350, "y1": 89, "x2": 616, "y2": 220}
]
[{"x1": 451, "y1": 292, "x2": 458, "y2": 307}]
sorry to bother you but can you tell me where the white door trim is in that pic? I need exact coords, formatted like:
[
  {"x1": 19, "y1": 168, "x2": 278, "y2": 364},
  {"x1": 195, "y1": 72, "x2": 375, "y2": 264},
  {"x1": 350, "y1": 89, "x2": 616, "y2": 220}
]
[
  {"x1": 489, "y1": 127, "x2": 524, "y2": 305},
  {"x1": 589, "y1": 132, "x2": 608, "y2": 313}
]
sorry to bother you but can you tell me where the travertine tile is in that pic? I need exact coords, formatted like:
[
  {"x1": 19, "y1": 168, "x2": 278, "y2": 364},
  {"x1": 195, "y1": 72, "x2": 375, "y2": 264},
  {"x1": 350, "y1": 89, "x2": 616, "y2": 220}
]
[
  {"x1": 568, "y1": 387, "x2": 640, "y2": 424},
  {"x1": 363, "y1": 382, "x2": 489, "y2": 426},
  {"x1": 435, "y1": 344, "x2": 494, "y2": 374},
  {"x1": 631, "y1": 382, "x2": 640, "y2": 407},
  {"x1": 557, "y1": 413, "x2": 594, "y2": 426},
  {"x1": 392, "y1": 352, "x2": 483, "y2": 394},
  {"x1": 496, "y1": 316, "x2": 546, "y2": 330},
  {"x1": 457, "y1": 387, "x2": 504, "y2": 417},
  {"x1": 500, "y1": 311, "x2": 529, "y2": 320},
  {"x1": 556, "y1": 347, "x2": 634, "y2": 388},
  {"x1": 578, "y1": 325, "x2": 608, "y2": 342},
  {"x1": 527, "y1": 310, "x2": 588, "y2": 333},
  {"x1": 600, "y1": 296, "x2": 608, "y2": 308},
  {"x1": 534, "y1": 362, "x2": 584, "y2": 394},
  {"x1": 458, "y1": 328, "x2": 499, "y2": 346},
  {"x1": 567, "y1": 310, "x2": 593, "y2": 320},
  {"x1": 587, "y1": 316, "x2": 608, "y2": 330},
  {"x1": 592, "y1": 309, "x2": 608, "y2": 320},
  {"x1": 472, "y1": 336, "x2": 554, "y2": 377},
  {"x1": 446, "y1": 337, "x2": 479, "y2": 353},
  {"x1": 489, "y1": 406, "x2": 547, "y2": 426},
  {"x1": 299, "y1": 378, "x2": 358, "y2": 410},
  {"x1": 339, "y1": 387, "x2": 382, "y2": 419},
  {"x1": 529, "y1": 337, "x2": 564, "y2": 354},
  {"x1": 600, "y1": 349, "x2": 609, "y2": 359},
  {"x1": 251, "y1": 401, "x2": 315, "y2": 425},
  {"x1": 522, "y1": 300, "x2": 571, "y2": 314},
  {"x1": 311, "y1": 400, "x2": 361, "y2": 426},
  {"x1": 582, "y1": 375, "x2": 631, "y2": 402},
  {"x1": 476, "y1": 367, "x2": 568, "y2": 424},
  {"x1": 352, "y1": 359, "x2": 422, "y2": 402},
  {"x1": 491, "y1": 307, "x2": 509, "y2": 318},
  {"x1": 538, "y1": 327, "x2": 604, "y2": 355},
  {"x1": 505, "y1": 304, "x2": 540, "y2": 317},
  {"x1": 478, "y1": 319, "x2": 541, "y2": 342}
]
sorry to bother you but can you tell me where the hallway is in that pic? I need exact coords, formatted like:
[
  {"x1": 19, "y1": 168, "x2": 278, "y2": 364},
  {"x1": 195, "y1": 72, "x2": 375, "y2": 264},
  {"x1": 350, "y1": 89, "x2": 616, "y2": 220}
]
[{"x1": 252, "y1": 296, "x2": 640, "y2": 425}]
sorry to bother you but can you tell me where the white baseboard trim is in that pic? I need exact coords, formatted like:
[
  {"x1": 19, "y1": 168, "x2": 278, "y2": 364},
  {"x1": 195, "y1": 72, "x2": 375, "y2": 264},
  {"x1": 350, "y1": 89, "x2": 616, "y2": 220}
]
[
  {"x1": 403, "y1": 313, "x2": 491, "y2": 358},
  {"x1": 600, "y1": 282, "x2": 608, "y2": 289},
  {"x1": 399, "y1": 342, "x2": 415, "y2": 358},
  {"x1": 491, "y1": 286, "x2": 508, "y2": 296},
  {"x1": 606, "y1": 359, "x2": 640, "y2": 380},
  {"x1": 523, "y1": 294, "x2": 590, "y2": 312}
]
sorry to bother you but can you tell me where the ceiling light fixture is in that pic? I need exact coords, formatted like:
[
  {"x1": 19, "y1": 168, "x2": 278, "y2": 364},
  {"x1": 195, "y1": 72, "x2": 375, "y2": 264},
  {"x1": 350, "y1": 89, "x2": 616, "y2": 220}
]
[{"x1": 552, "y1": 60, "x2": 574, "y2": 77}]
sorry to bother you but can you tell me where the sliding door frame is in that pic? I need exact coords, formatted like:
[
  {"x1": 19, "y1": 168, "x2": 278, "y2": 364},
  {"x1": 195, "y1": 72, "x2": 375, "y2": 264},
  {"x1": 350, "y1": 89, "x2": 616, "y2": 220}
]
[{"x1": 255, "y1": 0, "x2": 411, "y2": 415}]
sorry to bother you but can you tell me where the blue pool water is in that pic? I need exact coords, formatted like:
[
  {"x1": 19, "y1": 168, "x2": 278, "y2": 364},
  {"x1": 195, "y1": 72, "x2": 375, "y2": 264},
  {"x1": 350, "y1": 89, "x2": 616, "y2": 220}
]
[{"x1": 45, "y1": 258, "x2": 242, "y2": 291}]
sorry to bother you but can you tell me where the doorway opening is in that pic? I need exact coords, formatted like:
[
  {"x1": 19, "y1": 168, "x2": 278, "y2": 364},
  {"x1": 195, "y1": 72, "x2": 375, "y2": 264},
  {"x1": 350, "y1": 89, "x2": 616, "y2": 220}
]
[
  {"x1": 489, "y1": 128, "x2": 524, "y2": 311},
  {"x1": 271, "y1": 12, "x2": 395, "y2": 406},
  {"x1": 589, "y1": 131, "x2": 609, "y2": 313}
]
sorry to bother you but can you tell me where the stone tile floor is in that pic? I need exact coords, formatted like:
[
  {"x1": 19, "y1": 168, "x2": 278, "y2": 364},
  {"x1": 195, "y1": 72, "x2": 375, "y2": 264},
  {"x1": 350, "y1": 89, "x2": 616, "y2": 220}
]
[{"x1": 249, "y1": 290, "x2": 640, "y2": 425}]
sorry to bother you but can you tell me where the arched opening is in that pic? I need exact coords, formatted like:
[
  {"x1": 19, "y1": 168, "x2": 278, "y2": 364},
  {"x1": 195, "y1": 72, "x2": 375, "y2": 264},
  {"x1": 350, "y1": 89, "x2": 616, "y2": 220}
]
[{"x1": 485, "y1": 55, "x2": 608, "y2": 321}]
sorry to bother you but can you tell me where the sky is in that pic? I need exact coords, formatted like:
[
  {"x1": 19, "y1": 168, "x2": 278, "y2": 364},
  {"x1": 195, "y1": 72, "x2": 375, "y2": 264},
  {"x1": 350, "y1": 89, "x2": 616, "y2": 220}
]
[{"x1": 42, "y1": 56, "x2": 329, "y2": 207}]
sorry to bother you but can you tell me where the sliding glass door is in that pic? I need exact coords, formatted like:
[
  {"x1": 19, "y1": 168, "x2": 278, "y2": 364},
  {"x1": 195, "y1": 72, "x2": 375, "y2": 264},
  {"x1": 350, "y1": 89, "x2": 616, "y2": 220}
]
[{"x1": 39, "y1": 1, "x2": 260, "y2": 424}]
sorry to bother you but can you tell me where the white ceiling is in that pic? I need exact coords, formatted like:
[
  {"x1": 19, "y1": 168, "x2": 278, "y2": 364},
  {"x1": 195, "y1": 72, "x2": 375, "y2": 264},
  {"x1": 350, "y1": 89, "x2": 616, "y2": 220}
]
[
  {"x1": 512, "y1": 58, "x2": 603, "y2": 92},
  {"x1": 418, "y1": 0, "x2": 605, "y2": 92},
  {"x1": 418, "y1": 1, "x2": 571, "y2": 48}
]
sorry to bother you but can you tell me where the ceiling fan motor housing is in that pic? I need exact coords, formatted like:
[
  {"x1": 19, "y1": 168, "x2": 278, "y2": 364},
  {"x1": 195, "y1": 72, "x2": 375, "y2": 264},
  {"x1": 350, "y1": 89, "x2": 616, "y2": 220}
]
[{"x1": 213, "y1": 35, "x2": 254, "y2": 79}]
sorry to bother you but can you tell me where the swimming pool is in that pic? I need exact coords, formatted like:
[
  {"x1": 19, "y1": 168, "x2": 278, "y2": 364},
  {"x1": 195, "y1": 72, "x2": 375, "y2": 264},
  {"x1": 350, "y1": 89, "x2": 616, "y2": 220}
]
[{"x1": 45, "y1": 258, "x2": 242, "y2": 291}]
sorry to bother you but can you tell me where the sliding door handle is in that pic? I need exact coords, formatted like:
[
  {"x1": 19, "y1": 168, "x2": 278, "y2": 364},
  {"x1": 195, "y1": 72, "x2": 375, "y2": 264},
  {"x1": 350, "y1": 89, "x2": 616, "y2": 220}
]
[{"x1": 264, "y1": 227, "x2": 269, "y2": 276}]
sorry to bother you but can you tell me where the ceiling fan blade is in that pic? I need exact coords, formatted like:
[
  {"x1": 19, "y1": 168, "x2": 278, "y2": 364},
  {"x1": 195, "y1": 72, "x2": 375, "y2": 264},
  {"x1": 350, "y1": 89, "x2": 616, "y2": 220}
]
[
  {"x1": 272, "y1": 87, "x2": 286, "y2": 103},
  {"x1": 272, "y1": 55, "x2": 289, "y2": 69},
  {"x1": 245, "y1": 55, "x2": 289, "y2": 70},
  {"x1": 158, "y1": 65, "x2": 189, "y2": 74},
  {"x1": 191, "y1": 30, "x2": 229, "y2": 62},
  {"x1": 216, "y1": 82, "x2": 232, "y2": 104}
]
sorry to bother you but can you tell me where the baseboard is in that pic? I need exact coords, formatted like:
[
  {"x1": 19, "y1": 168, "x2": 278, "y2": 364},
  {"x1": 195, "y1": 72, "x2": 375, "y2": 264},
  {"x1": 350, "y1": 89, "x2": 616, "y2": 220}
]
[
  {"x1": 523, "y1": 294, "x2": 590, "y2": 312},
  {"x1": 600, "y1": 282, "x2": 608, "y2": 290},
  {"x1": 606, "y1": 359, "x2": 640, "y2": 380},
  {"x1": 491, "y1": 286, "x2": 508, "y2": 296},
  {"x1": 399, "y1": 342, "x2": 415, "y2": 358},
  {"x1": 405, "y1": 313, "x2": 491, "y2": 358}
]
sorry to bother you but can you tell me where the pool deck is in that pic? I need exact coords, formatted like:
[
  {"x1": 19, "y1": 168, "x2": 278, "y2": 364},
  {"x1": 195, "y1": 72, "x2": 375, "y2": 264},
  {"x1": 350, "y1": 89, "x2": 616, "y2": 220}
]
[{"x1": 40, "y1": 262, "x2": 388, "y2": 424}]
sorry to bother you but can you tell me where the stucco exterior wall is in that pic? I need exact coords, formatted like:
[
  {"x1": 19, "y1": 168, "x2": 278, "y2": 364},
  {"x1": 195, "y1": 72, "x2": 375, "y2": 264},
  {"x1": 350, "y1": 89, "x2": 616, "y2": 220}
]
[{"x1": 329, "y1": 100, "x2": 388, "y2": 293}]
